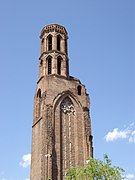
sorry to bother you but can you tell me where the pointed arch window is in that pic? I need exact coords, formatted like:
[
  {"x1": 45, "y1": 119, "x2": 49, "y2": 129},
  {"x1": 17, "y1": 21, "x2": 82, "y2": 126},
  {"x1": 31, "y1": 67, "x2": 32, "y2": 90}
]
[
  {"x1": 36, "y1": 88, "x2": 42, "y2": 118},
  {"x1": 47, "y1": 56, "x2": 52, "y2": 74},
  {"x1": 60, "y1": 97, "x2": 75, "y2": 115},
  {"x1": 48, "y1": 35, "x2": 52, "y2": 51},
  {"x1": 57, "y1": 35, "x2": 61, "y2": 51},
  {"x1": 57, "y1": 56, "x2": 62, "y2": 75},
  {"x1": 37, "y1": 88, "x2": 41, "y2": 98}
]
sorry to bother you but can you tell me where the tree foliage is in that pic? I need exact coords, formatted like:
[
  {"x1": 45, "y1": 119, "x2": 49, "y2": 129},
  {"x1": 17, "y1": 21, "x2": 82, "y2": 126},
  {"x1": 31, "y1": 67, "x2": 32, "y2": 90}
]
[{"x1": 66, "y1": 154, "x2": 125, "y2": 180}]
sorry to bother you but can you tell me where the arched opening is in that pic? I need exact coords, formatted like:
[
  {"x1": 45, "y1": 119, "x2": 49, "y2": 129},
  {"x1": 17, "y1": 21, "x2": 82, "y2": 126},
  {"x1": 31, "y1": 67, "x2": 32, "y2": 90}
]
[
  {"x1": 57, "y1": 35, "x2": 61, "y2": 51},
  {"x1": 53, "y1": 93, "x2": 84, "y2": 179},
  {"x1": 48, "y1": 35, "x2": 52, "y2": 51},
  {"x1": 57, "y1": 97, "x2": 75, "y2": 178},
  {"x1": 57, "y1": 56, "x2": 62, "y2": 75},
  {"x1": 37, "y1": 88, "x2": 41, "y2": 98},
  {"x1": 77, "y1": 85, "x2": 82, "y2": 95},
  {"x1": 36, "y1": 89, "x2": 42, "y2": 118},
  {"x1": 47, "y1": 56, "x2": 52, "y2": 75}
]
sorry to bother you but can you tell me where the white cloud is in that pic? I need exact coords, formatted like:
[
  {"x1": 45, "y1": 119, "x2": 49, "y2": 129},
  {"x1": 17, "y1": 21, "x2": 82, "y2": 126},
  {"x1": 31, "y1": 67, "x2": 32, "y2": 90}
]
[
  {"x1": 105, "y1": 123, "x2": 135, "y2": 143},
  {"x1": 2, "y1": 178, "x2": 6, "y2": 180},
  {"x1": 25, "y1": 178, "x2": 30, "y2": 180},
  {"x1": 126, "y1": 173, "x2": 135, "y2": 179},
  {"x1": 105, "y1": 128, "x2": 130, "y2": 142},
  {"x1": 129, "y1": 130, "x2": 135, "y2": 143},
  {"x1": 20, "y1": 153, "x2": 31, "y2": 168}
]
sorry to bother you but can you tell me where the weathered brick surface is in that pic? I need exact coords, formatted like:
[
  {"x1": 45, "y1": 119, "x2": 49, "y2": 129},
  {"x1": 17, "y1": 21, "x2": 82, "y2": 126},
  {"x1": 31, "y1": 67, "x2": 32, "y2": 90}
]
[{"x1": 30, "y1": 24, "x2": 93, "y2": 180}]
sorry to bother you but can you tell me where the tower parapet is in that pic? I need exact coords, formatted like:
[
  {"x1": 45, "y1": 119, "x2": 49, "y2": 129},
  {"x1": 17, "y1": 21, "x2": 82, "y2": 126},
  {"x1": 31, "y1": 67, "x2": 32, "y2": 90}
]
[{"x1": 40, "y1": 24, "x2": 68, "y2": 38}]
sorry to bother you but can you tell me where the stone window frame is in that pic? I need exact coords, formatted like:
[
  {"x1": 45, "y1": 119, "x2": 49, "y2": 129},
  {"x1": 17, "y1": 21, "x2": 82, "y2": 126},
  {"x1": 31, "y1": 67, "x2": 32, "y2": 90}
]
[
  {"x1": 47, "y1": 34, "x2": 52, "y2": 51},
  {"x1": 46, "y1": 55, "x2": 52, "y2": 75},
  {"x1": 36, "y1": 88, "x2": 42, "y2": 118},
  {"x1": 57, "y1": 34, "x2": 62, "y2": 51},
  {"x1": 57, "y1": 56, "x2": 62, "y2": 75}
]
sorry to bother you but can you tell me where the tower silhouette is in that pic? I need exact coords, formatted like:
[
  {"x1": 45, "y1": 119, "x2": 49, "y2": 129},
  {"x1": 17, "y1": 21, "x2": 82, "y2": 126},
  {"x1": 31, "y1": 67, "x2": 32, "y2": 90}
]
[{"x1": 30, "y1": 24, "x2": 93, "y2": 180}]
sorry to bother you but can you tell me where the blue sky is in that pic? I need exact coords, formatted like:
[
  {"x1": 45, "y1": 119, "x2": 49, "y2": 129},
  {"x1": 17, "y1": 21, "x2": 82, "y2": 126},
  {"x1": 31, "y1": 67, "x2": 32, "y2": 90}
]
[{"x1": 0, "y1": 0, "x2": 135, "y2": 179}]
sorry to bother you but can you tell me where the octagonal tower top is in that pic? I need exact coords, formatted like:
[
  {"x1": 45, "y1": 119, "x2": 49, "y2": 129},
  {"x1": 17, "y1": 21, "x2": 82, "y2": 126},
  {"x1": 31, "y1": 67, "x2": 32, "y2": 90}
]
[
  {"x1": 39, "y1": 24, "x2": 69, "y2": 78},
  {"x1": 40, "y1": 24, "x2": 68, "y2": 39}
]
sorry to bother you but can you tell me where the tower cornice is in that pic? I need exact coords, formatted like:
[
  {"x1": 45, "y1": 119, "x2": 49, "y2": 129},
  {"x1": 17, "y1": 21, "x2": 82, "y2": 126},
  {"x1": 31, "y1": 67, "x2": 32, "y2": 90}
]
[
  {"x1": 40, "y1": 24, "x2": 68, "y2": 39},
  {"x1": 39, "y1": 50, "x2": 68, "y2": 60}
]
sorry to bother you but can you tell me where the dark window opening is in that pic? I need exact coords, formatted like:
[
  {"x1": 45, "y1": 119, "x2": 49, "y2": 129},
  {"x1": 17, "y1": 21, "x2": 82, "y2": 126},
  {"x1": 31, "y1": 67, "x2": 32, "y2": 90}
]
[
  {"x1": 40, "y1": 60, "x2": 43, "y2": 66},
  {"x1": 48, "y1": 35, "x2": 52, "y2": 51},
  {"x1": 48, "y1": 57, "x2": 52, "y2": 74},
  {"x1": 57, "y1": 57, "x2": 61, "y2": 75},
  {"x1": 41, "y1": 38, "x2": 44, "y2": 44},
  {"x1": 77, "y1": 85, "x2": 82, "y2": 95},
  {"x1": 37, "y1": 89, "x2": 41, "y2": 98},
  {"x1": 36, "y1": 89, "x2": 41, "y2": 118},
  {"x1": 57, "y1": 35, "x2": 61, "y2": 51}
]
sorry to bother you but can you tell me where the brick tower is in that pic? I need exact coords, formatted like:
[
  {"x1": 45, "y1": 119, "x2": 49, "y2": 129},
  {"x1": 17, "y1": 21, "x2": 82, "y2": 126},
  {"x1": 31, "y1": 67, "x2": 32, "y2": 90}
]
[{"x1": 30, "y1": 24, "x2": 93, "y2": 180}]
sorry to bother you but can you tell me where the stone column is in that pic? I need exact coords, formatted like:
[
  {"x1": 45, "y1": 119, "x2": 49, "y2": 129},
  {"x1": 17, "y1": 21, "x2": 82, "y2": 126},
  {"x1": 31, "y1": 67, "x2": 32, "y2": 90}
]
[
  {"x1": 44, "y1": 38, "x2": 47, "y2": 52},
  {"x1": 61, "y1": 57, "x2": 67, "y2": 77},
  {"x1": 61, "y1": 38, "x2": 65, "y2": 53},
  {"x1": 53, "y1": 35, "x2": 57, "y2": 50},
  {"x1": 52, "y1": 54, "x2": 57, "y2": 74},
  {"x1": 43, "y1": 59, "x2": 46, "y2": 76}
]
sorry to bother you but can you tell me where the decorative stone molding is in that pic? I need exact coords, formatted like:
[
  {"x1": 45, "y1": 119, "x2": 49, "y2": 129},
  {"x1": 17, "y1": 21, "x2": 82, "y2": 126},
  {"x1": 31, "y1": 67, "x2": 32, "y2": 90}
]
[
  {"x1": 61, "y1": 104, "x2": 75, "y2": 115},
  {"x1": 61, "y1": 98, "x2": 75, "y2": 115},
  {"x1": 40, "y1": 24, "x2": 68, "y2": 39}
]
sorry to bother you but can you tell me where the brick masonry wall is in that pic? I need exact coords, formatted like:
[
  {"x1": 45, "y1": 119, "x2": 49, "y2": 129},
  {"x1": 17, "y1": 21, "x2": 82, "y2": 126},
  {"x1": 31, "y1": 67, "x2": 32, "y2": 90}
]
[{"x1": 30, "y1": 75, "x2": 93, "y2": 180}]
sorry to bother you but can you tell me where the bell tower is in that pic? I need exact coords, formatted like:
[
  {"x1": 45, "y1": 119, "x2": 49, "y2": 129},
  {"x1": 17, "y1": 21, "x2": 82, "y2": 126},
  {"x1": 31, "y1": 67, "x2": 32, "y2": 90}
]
[
  {"x1": 39, "y1": 24, "x2": 69, "y2": 79},
  {"x1": 30, "y1": 24, "x2": 93, "y2": 180}
]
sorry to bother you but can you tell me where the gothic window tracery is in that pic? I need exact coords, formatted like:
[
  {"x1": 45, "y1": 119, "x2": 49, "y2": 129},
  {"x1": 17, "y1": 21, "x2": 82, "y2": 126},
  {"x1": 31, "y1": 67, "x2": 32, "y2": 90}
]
[
  {"x1": 60, "y1": 97, "x2": 75, "y2": 175},
  {"x1": 61, "y1": 97, "x2": 75, "y2": 115}
]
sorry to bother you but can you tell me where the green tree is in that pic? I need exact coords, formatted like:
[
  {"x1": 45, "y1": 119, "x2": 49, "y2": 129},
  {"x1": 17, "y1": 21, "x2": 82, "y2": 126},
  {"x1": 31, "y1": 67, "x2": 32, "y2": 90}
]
[{"x1": 66, "y1": 154, "x2": 125, "y2": 180}]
